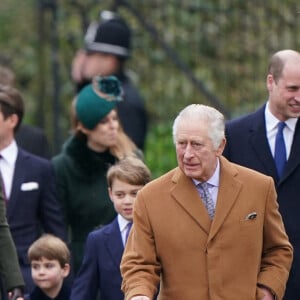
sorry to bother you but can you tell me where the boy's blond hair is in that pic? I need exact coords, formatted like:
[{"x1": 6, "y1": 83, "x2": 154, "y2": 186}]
[
  {"x1": 28, "y1": 234, "x2": 70, "y2": 268},
  {"x1": 107, "y1": 156, "x2": 151, "y2": 188}
]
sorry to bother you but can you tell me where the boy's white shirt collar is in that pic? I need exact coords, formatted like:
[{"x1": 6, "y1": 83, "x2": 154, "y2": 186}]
[{"x1": 118, "y1": 214, "x2": 132, "y2": 233}]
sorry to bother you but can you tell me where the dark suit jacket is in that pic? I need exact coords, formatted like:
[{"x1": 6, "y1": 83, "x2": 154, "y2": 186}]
[
  {"x1": 223, "y1": 105, "x2": 300, "y2": 299},
  {"x1": 6, "y1": 148, "x2": 67, "y2": 293},
  {"x1": 15, "y1": 125, "x2": 51, "y2": 159},
  {"x1": 71, "y1": 217, "x2": 124, "y2": 300},
  {"x1": 0, "y1": 178, "x2": 24, "y2": 300}
]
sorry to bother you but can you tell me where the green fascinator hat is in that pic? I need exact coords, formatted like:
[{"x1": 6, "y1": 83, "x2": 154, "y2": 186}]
[{"x1": 75, "y1": 75, "x2": 123, "y2": 129}]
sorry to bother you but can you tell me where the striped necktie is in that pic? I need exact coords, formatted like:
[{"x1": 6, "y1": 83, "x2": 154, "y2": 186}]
[{"x1": 197, "y1": 182, "x2": 215, "y2": 219}]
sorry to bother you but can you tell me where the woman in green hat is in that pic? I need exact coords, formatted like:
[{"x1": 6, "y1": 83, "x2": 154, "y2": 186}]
[{"x1": 52, "y1": 75, "x2": 140, "y2": 274}]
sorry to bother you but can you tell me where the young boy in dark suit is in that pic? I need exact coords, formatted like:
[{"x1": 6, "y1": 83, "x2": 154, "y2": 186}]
[
  {"x1": 25, "y1": 234, "x2": 71, "y2": 300},
  {"x1": 70, "y1": 156, "x2": 151, "y2": 300}
]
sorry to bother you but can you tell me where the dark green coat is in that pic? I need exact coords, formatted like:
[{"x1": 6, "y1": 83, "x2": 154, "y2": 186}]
[{"x1": 52, "y1": 135, "x2": 117, "y2": 273}]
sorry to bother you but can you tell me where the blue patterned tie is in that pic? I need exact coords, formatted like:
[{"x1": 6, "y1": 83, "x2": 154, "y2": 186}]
[
  {"x1": 125, "y1": 222, "x2": 133, "y2": 243},
  {"x1": 274, "y1": 122, "x2": 287, "y2": 178},
  {"x1": 198, "y1": 182, "x2": 215, "y2": 219}
]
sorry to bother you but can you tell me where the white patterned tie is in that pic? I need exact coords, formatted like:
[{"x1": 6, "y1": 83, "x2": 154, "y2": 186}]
[{"x1": 198, "y1": 182, "x2": 215, "y2": 219}]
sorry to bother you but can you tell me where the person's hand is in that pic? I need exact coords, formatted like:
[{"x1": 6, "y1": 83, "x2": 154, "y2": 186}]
[
  {"x1": 8, "y1": 287, "x2": 24, "y2": 300},
  {"x1": 260, "y1": 286, "x2": 275, "y2": 300},
  {"x1": 131, "y1": 296, "x2": 150, "y2": 300}
]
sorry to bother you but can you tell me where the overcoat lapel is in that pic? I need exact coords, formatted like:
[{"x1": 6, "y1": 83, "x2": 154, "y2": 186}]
[
  {"x1": 171, "y1": 169, "x2": 211, "y2": 235},
  {"x1": 171, "y1": 159, "x2": 244, "y2": 242},
  {"x1": 208, "y1": 157, "x2": 242, "y2": 242}
]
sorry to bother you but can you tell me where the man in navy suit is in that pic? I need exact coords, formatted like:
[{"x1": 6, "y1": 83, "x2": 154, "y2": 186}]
[
  {"x1": 223, "y1": 49, "x2": 300, "y2": 299},
  {"x1": 71, "y1": 156, "x2": 152, "y2": 300},
  {"x1": 0, "y1": 85, "x2": 67, "y2": 294}
]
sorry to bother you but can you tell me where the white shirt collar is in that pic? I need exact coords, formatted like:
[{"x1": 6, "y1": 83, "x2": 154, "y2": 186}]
[
  {"x1": 192, "y1": 158, "x2": 220, "y2": 187},
  {"x1": 118, "y1": 214, "x2": 132, "y2": 233},
  {"x1": 0, "y1": 140, "x2": 18, "y2": 166},
  {"x1": 265, "y1": 101, "x2": 297, "y2": 133}
]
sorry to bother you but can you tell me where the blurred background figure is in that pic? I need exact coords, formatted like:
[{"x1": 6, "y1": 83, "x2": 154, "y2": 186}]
[
  {"x1": 0, "y1": 64, "x2": 51, "y2": 159},
  {"x1": 71, "y1": 11, "x2": 148, "y2": 151},
  {"x1": 52, "y1": 75, "x2": 141, "y2": 274}
]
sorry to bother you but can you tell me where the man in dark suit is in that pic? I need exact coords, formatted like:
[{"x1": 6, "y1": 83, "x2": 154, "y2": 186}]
[
  {"x1": 223, "y1": 49, "x2": 300, "y2": 299},
  {"x1": 0, "y1": 171, "x2": 24, "y2": 300},
  {"x1": 0, "y1": 85, "x2": 67, "y2": 294}
]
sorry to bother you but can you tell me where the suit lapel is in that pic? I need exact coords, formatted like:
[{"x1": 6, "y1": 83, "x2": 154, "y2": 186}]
[
  {"x1": 248, "y1": 107, "x2": 278, "y2": 178},
  {"x1": 103, "y1": 218, "x2": 124, "y2": 268},
  {"x1": 171, "y1": 168, "x2": 211, "y2": 235},
  {"x1": 7, "y1": 150, "x2": 26, "y2": 218},
  {"x1": 280, "y1": 118, "x2": 300, "y2": 183}
]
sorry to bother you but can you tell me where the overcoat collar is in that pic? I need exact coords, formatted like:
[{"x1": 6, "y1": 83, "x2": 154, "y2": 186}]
[{"x1": 170, "y1": 157, "x2": 242, "y2": 243}]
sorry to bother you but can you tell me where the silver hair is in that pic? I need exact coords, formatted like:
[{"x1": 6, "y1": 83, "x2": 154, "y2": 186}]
[{"x1": 172, "y1": 104, "x2": 225, "y2": 149}]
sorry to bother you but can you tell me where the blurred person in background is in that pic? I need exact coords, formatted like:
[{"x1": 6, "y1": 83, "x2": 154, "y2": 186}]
[
  {"x1": 71, "y1": 11, "x2": 148, "y2": 150},
  {"x1": 0, "y1": 65, "x2": 51, "y2": 159},
  {"x1": 52, "y1": 75, "x2": 141, "y2": 274}
]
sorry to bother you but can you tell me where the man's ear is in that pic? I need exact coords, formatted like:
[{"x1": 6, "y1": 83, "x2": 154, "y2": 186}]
[
  {"x1": 217, "y1": 138, "x2": 226, "y2": 157},
  {"x1": 266, "y1": 74, "x2": 274, "y2": 92},
  {"x1": 9, "y1": 114, "x2": 19, "y2": 130}
]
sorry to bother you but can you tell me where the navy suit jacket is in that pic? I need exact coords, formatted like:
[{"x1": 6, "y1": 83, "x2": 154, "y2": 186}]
[
  {"x1": 71, "y1": 217, "x2": 125, "y2": 300},
  {"x1": 6, "y1": 148, "x2": 67, "y2": 292},
  {"x1": 223, "y1": 105, "x2": 300, "y2": 299}
]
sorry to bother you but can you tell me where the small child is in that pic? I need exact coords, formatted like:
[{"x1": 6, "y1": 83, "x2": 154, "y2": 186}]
[
  {"x1": 70, "y1": 156, "x2": 151, "y2": 300},
  {"x1": 25, "y1": 234, "x2": 71, "y2": 300}
]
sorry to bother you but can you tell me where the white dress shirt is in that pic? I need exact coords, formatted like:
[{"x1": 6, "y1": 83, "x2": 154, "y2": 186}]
[
  {"x1": 118, "y1": 214, "x2": 133, "y2": 246},
  {"x1": 193, "y1": 158, "x2": 220, "y2": 208},
  {"x1": 0, "y1": 140, "x2": 18, "y2": 199},
  {"x1": 265, "y1": 102, "x2": 297, "y2": 159}
]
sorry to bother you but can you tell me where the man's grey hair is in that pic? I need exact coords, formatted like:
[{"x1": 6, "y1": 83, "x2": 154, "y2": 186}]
[{"x1": 172, "y1": 104, "x2": 225, "y2": 149}]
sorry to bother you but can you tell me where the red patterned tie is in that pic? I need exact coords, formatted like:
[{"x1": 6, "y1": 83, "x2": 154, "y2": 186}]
[
  {"x1": 0, "y1": 170, "x2": 7, "y2": 205},
  {"x1": 0, "y1": 155, "x2": 7, "y2": 205}
]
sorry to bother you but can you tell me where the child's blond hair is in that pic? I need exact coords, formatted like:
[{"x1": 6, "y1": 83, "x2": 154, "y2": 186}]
[{"x1": 107, "y1": 156, "x2": 151, "y2": 188}]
